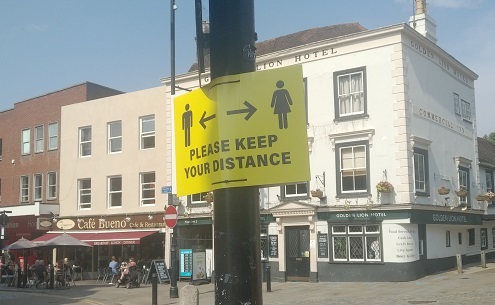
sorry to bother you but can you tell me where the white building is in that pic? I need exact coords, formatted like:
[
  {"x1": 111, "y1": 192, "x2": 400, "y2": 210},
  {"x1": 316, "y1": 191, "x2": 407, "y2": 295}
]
[{"x1": 164, "y1": 3, "x2": 492, "y2": 282}]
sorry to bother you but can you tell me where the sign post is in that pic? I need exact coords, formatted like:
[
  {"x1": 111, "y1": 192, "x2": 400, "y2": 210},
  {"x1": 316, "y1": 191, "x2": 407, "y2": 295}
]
[{"x1": 165, "y1": 205, "x2": 179, "y2": 298}]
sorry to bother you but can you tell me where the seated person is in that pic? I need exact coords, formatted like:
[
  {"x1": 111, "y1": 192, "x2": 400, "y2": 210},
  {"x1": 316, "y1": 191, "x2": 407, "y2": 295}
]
[
  {"x1": 117, "y1": 258, "x2": 136, "y2": 284},
  {"x1": 54, "y1": 259, "x2": 66, "y2": 286},
  {"x1": 34, "y1": 260, "x2": 47, "y2": 287}
]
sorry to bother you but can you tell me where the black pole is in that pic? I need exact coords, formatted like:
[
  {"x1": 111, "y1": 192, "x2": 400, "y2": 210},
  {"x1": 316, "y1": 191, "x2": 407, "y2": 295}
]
[
  {"x1": 151, "y1": 273, "x2": 158, "y2": 305},
  {"x1": 169, "y1": 225, "x2": 178, "y2": 298},
  {"x1": 49, "y1": 264, "x2": 54, "y2": 290},
  {"x1": 266, "y1": 264, "x2": 271, "y2": 292},
  {"x1": 210, "y1": 1, "x2": 260, "y2": 304},
  {"x1": 170, "y1": 0, "x2": 176, "y2": 95}
]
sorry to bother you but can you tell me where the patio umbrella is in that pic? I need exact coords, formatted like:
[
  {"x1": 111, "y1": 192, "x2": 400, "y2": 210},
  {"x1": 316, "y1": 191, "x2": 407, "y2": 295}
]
[
  {"x1": 1, "y1": 237, "x2": 37, "y2": 250},
  {"x1": 37, "y1": 233, "x2": 92, "y2": 248}
]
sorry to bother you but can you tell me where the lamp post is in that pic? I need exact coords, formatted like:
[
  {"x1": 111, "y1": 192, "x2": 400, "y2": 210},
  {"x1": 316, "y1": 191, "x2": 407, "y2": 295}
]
[{"x1": 170, "y1": 0, "x2": 177, "y2": 95}]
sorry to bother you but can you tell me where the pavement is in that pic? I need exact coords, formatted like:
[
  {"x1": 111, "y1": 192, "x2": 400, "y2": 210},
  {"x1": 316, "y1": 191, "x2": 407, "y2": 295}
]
[{"x1": 2, "y1": 261, "x2": 495, "y2": 305}]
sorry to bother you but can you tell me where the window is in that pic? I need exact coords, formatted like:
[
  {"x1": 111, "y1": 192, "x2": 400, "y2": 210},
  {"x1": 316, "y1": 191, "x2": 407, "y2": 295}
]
[
  {"x1": 446, "y1": 230, "x2": 451, "y2": 247},
  {"x1": 481, "y1": 228, "x2": 488, "y2": 250},
  {"x1": 468, "y1": 228, "x2": 475, "y2": 246},
  {"x1": 108, "y1": 121, "x2": 122, "y2": 153},
  {"x1": 108, "y1": 176, "x2": 122, "y2": 207},
  {"x1": 78, "y1": 178, "x2": 91, "y2": 210},
  {"x1": 48, "y1": 122, "x2": 58, "y2": 150},
  {"x1": 492, "y1": 228, "x2": 495, "y2": 248},
  {"x1": 79, "y1": 126, "x2": 92, "y2": 157},
  {"x1": 458, "y1": 167, "x2": 469, "y2": 205},
  {"x1": 140, "y1": 172, "x2": 156, "y2": 206},
  {"x1": 336, "y1": 141, "x2": 369, "y2": 195},
  {"x1": 140, "y1": 115, "x2": 155, "y2": 149},
  {"x1": 331, "y1": 224, "x2": 381, "y2": 262},
  {"x1": 453, "y1": 93, "x2": 461, "y2": 115},
  {"x1": 47, "y1": 172, "x2": 57, "y2": 199},
  {"x1": 413, "y1": 148, "x2": 429, "y2": 195},
  {"x1": 33, "y1": 174, "x2": 42, "y2": 201},
  {"x1": 461, "y1": 100, "x2": 471, "y2": 122},
  {"x1": 486, "y1": 171, "x2": 493, "y2": 192},
  {"x1": 458, "y1": 232, "x2": 462, "y2": 245},
  {"x1": 282, "y1": 182, "x2": 308, "y2": 198},
  {"x1": 20, "y1": 176, "x2": 29, "y2": 202},
  {"x1": 0, "y1": 138, "x2": 3, "y2": 160},
  {"x1": 34, "y1": 125, "x2": 44, "y2": 153},
  {"x1": 21, "y1": 128, "x2": 31, "y2": 155},
  {"x1": 334, "y1": 67, "x2": 366, "y2": 120},
  {"x1": 188, "y1": 192, "x2": 213, "y2": 205}
]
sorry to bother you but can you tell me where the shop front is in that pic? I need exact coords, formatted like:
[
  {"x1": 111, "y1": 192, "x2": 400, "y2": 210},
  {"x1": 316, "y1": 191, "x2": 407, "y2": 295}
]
[{"x1": 32, "y1": 214, "x2": 166, "y2": 278}]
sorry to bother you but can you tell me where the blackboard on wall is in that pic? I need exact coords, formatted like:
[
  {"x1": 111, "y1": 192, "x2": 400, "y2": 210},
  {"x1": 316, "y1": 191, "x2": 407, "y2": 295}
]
[
  {"x1": 143, "y1": 259, "x2": 170, "y2": 284},
  {"x1": 269, "y1": 235, "x2": 278, "y2": 258},
  {"x1": 317, "y1": 233, "x2": 328, "y2": 258}
]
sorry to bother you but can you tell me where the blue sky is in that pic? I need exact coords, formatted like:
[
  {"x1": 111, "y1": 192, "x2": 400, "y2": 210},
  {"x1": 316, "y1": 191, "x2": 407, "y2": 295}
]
[{"x1": 1, "y1": 0, "x2": 493, "y2": 135}]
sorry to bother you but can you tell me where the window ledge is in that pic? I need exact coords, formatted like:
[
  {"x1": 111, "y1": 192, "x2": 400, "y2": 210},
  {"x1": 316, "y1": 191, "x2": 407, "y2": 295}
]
[
  {"x1": 334, "y1": 114, "x2": 369, "y2": 123},
  {"x1": 281, "y1": 196, "x2": 310, "y2": 201},
  {"x1": 336, "y1": 193, "x2": 370, "y2": 199}
]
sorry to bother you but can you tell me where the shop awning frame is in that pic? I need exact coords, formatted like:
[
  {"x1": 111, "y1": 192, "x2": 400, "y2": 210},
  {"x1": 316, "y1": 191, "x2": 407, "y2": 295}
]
[{"x1": 32, "y1": 229, "x2": 160, "y2": 246}]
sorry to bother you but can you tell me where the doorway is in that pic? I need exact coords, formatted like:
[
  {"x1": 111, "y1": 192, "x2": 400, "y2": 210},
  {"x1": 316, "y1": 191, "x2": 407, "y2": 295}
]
[{"x1": 285, "y1": 226, "x2": 310, "y2": 281}]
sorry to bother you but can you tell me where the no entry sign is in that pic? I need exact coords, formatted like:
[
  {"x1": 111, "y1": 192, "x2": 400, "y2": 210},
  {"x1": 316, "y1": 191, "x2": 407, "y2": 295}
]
[{"x1": 164, "y1": 205, "x2": 178, "y2": 228}]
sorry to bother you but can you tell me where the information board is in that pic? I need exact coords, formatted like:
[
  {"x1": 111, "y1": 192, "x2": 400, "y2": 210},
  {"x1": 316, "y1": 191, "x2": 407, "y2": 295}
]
[
  {"x1": 269, "y1": 235, "x2": 278, "y2": 258},
  {"x1": 317, "y1": 233, "x2": 328, "y2": 258},
  {"x1": 143, "y1": 259, "x2": 170, "y2": 284},
  {"x1": 180, "y1": 249, "x2": 193, "y2": 278},
  {"x1": 192, "y1": 246, "x2": 207, "y2": 282}
]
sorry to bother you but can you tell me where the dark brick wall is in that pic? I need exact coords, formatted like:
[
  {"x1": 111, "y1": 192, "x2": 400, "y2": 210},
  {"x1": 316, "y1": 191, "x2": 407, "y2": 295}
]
[{"x1": 0, "y1": 82, "x2": 122, "y2": 207}]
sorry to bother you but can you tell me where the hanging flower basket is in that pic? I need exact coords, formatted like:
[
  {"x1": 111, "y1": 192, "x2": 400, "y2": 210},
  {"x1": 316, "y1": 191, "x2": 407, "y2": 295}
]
[
  {"x1": 476, "y1": 195, "x2": 488, "y2": 201},
  {"x1": 455, "y1": 189, "x2": 468, "y2": 197},
  {"x1": 376, "y1": 181, "x2": 393, "y2": 193},
  {"x1": 203, "y1": 192, "x2": 214, "y2": 203},
  {"x1": 486, "y1": 192, "x2": 495, "y2": 201},
  {"x1": 311, "y1": 189, "x2": 324, "y2": 198},
  {"x1": 437, "y1": 187, "x2": 450, "y2": 195}
]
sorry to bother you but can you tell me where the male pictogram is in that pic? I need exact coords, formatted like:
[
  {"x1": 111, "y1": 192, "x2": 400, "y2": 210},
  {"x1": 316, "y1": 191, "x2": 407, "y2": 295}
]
[
  {"x1": 270, "y1": 80, "x2": 293, "y2": 129},
  {"x1": 182, "y1": 104, "x2": 193, "y2": 147}
]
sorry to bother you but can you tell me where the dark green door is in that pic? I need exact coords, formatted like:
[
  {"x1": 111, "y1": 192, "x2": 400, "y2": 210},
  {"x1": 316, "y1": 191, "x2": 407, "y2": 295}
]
[{"x1": 285, "y1": 226, "x2": 310, "y2": 281}]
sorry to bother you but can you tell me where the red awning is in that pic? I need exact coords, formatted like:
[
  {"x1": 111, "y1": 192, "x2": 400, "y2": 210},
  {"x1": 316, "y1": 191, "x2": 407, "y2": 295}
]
[{"x1": 32, "y1": 230, "x2": 159, "y2": 246}]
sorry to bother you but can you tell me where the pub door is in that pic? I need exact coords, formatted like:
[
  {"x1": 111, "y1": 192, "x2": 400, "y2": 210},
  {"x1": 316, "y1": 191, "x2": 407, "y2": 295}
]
[{"x1": 285, "y1": 226, "x2": 310, "y2": 281}]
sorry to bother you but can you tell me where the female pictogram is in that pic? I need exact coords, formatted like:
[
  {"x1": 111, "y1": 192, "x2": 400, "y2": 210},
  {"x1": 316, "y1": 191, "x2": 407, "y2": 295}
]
[
  {"x1": 182, "y1": 104, "x2": 193, "y2": 147},
  {"x1": 270, "y1": 80, "x2": 293, "y2": 129}
]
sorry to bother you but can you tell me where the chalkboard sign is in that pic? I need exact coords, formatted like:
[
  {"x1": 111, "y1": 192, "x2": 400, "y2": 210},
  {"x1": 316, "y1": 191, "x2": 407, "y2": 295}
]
[
  {"x1": 269, "y1": 235, "x2": 278, "y2": 258},
  {"x1": 180, "y1": 249, "x2": 193, "y2": 278},
  {"x1": 317, "y1": 233, "x2": 328, "y2": 258},
  {"x1": 143, "y1": 259, "x2": 170, "y2": 284}
]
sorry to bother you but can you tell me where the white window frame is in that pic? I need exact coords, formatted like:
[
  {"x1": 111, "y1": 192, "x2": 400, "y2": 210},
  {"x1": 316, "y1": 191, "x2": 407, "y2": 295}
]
[
  {"x1": 283, "y1": 182, "x2": 308, "y2": 198},
  {"x1": 33, "y1": 174, "x2": 43, "y2": 201},
  {"x1": 334, "y1": 67, "x2": 366, "y2": 120},
  {"x1": 108, "y1": 121, "x2": 122, "y2": 154},
  {"x1": 140, "y1": 115, "x2": 155, "y2": 150},
  {"x1": 458, "y1": 168, "x2": 469, "y2": 204},
  {"x1": 34, "y1": 125, "x2": 44, "y2": 153},
  {"x1": 140, "y1": 172, "x2": 156, "y2": 206},
  {"x1": 79, "y1": 126, "x2": 92, "y2": 157},
  {"x1": 20, "y1": 175, "x2": 29, "y2": 202},
  {"x1": 337, "y1": 142, "x2": 368, "y2": 194},
  {"x1": 108, "y1": 176, "x2": 122, "y2": 208},
  {"x1": 47, "y1": 172, "x2": 57, "y2": 200},
  {"x1": 331, "y1": 224, "x2": 381, "y2": 263},
  {"x1": 461, "y1": 99, "x2": 471, "y2": 122},
  {"x1": 191, "y1": 192, "x2": 209, "y2": 204},
  {"x1": 21, "y1": 128, "x2": 31, "y2": 155},
  {"x1": 78, "y1": 178, "x2": 91, "y2": 210},
  {"x1": 48, "y1": 122, "x2": 58, "y2": 150},
  {"x1": 453, "y1": 93, "x2": 461, "y2": 115}
]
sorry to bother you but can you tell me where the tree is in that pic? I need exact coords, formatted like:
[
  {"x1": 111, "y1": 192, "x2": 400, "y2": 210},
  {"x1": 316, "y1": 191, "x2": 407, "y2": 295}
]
[{"x1": 483, "y1": 132, "x2": 495, "y2": 145}]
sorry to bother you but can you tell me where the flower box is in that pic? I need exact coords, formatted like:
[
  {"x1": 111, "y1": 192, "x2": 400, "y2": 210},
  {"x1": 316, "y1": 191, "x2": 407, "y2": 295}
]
[
  {"x1": 486, "y1": 192, "x2": 495, "y2": 201},
  {"x1": 376, "y1": 181, "x2": 393, "y2": 193},
  {"x1": 311, "y1": 189, "x2": 324, "y2": 198},
  {"x1": 437, "y1": 187, "x2": 450, "y2": 195},
  {"x1": 476, "y1": 195, "x2": 488, "y2": 201},
  {"x1": 455, "y1": 190, "x2": 468, "y2": 197},
  {"x1": 203, "y1": 192, "x2": 214, "y2": 203}
]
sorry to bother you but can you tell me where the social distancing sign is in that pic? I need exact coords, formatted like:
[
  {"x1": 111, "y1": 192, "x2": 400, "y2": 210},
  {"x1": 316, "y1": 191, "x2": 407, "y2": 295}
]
[{"x1": 174, "y1": 65, "x2": 310, "y2": 196}]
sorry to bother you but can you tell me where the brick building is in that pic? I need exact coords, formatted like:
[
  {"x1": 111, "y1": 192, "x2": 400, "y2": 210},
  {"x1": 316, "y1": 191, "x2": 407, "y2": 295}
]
[{"x1": 0, "y1": 82, "x2": 122, "y2": 247}]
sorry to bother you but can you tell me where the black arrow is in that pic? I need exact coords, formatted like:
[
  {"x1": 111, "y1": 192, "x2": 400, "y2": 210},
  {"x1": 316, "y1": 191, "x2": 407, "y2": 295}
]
[
  {"x1": 227, "y1": 101, "x2": 257, "y2": 120},
  {"x1": 200, "y1": 111, "x2": 216, "y2": 129}
]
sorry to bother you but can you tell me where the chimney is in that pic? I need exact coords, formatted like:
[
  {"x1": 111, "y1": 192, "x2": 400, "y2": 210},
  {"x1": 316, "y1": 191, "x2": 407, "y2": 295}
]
[{"x1": 409, "y1": 0, "x2": 437, "y2": 43}]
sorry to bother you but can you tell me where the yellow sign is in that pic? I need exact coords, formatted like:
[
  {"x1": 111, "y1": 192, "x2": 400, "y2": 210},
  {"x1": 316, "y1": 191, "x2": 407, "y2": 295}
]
[{"x1": 174, "y1": 65, "x2": 310, "y2": 196}]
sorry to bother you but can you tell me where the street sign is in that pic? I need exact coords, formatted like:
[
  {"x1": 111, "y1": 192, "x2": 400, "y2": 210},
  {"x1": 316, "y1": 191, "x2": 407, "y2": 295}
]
[
  {"x1": 173, "y1": 65, "x2": 310, "y2": 196},
  {"x1": 165, "y1": 205, "x2": 178, "y2": 228},
  {"x1": 161, "y1": 186, "x2": 173, "y2": 194}
]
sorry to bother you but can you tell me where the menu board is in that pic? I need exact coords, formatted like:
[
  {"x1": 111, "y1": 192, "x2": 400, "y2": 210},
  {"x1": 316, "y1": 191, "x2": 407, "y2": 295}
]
[
  {"x1": 144, "y1": 259, "x2": 170, "y2": 284},
  {"x1": 180, "y1": 249, "x2": 193, "y2": 277},
  {"x1": 269, "y1": 235, "x2": 278, "y2": 258},
  {"x1": 192, "y1": 245, "x2": 207, "y2": 282},
  {"x1": 317, "y1": 233, "x2": 328, "y2": 258}
]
